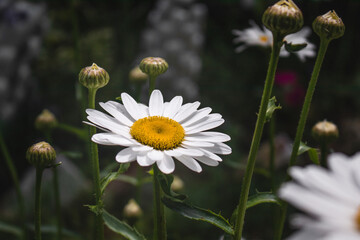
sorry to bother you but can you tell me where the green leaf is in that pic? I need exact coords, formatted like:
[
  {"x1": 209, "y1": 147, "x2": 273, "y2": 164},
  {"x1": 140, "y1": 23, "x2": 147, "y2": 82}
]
[
  {"x1": 100, "y1": 163, "x2": 130, "y2": 195},
  {"x1": 298, "y1": 142, "x2": 320, "y2": 165},
  {"x1": 162, "y1": 196, "x2": 234, "y2": 235},
  {"x1": 115, "y1": 96, "x2": 122, "y2": 102},
  {"x1": 284, "y1": 41, "x2": 308, "y2": 53},
  {"x1": 103, "y1": 210, "x2": 146, "y2": 240},
  {"x1": 158, "y1": 174, "x2": 187, "y2": 200},
  {"x1": 0, "y1": 220, "x2": 21, "y2": 237},
  {"x1": 246, "y1": 192, "x2": 282, "y2": 209},
  {"x1": 266, "y1": 97, "x2": 281, "y2": 122},
  {"x1": 84, "y1": 204, "x2": 103, "y2": 216}
]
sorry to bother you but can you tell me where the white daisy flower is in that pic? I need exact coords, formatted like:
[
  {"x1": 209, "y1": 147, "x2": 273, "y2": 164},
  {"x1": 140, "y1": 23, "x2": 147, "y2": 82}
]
[
  {"x1": 232, "y1": 21, "x2": 316, "y2": 62},
  {"x1": 85, "y1": 90, "x2": 231, "y2": 174},
  {"x1": 279, "y1": 152, "x2": 360, "y2": 240}
]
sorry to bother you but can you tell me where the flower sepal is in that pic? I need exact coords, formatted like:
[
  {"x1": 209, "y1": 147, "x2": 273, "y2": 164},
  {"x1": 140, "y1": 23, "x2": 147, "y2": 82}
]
[{"x1": 284, "y1": 41, "x2": 307, "y2": 53}]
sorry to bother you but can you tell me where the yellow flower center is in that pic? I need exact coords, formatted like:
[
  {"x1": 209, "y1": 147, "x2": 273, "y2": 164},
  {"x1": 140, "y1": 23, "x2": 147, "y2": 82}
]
[
  {"x1": 356, "y1": 207, "x2": 360, "y2": 231},
  {"x1": 130, "y1": 116, "x2": 185, "y2": 150},
  {"x1": 259, "y1": 35, "x2": 269, "y2": 43}
]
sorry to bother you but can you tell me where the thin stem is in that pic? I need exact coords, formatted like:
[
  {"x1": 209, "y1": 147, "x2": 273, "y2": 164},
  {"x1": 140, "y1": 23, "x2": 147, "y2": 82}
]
[
  {"x1": 0, "y1": 130, "x2": 26, "y2": 240},
  {"x1": 35, "y1": 167, "x2": 44, "y2": 240},
  {"x1": 56, "y1": 123, "x2": 87, "y2": 140},
  {"x1": 88, "y1": 88, "x2": 104, "y2": 240},
  {"x1": 269, "y1": 116, "x2": 276, "y2": 189},
  {"x1": 274, "y1": 39, "x2": 330, "y2": 240},
  {"x1": 149, "y1": 76, "x2": 156, "y2": 96},
  {"x1": 320, "y1": 142, "x2": 328, "y2": 167},
  {"x1": 234, "y1": 34, "x2": 283, "y2": 240},
  {"x1": 152, "y1": 165, "x2": 166, "y2": 240}
]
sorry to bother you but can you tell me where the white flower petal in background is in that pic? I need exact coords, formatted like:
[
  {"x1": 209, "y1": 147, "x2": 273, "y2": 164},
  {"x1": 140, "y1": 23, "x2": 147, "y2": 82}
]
[
  {"x1": 86, "y1": 90, "x2": 231, "y2": 174},
  {"x1": 232, "y1": 21, "x2": 316, "y2": 62},
  {"x1": 279, "y1": 152, "x2": 360, "y2": 239}
]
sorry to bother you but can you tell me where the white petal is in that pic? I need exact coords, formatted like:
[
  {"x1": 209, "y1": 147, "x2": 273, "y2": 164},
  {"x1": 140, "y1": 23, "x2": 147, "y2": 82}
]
[
  {"x1": 203, "y1": 142, "x2": 232, "y2": 155},
  {"x1": 194, "y1": 156, "x2": 219, "y2": 166},
  {"x1": 116, "y1": 148, "x2": 136, "y2": 163},
  {"x1": 171, "y1": 147, "x2": 204, "y2": 157},
  {"x1": 164, "y1": 149, "x2": 182, "y2": 157},
  {"x1": 201, "y1": 149, "x2": 222, "y2": 161},
  {"x1": 163, "y1": 96, "x2": 183, "y2": 118},
  {"x1": 147, "y1": 150, "x2": 164, "y2": 161},
  {"x1": 92, "y1": 133, "x2": 135, "y2": 146},
  {"x1": 121, "y1": 92, "x2": 148, "y2": 120},
  {"x1": 99, "y1": 102, "x2": 134, "y2": 126},
  {"x1": 149, "y1": 90, "x2": 164, "y2": 116},
  {"x1": 185, "y1": 132, "x2": 231, "y2": 143},
  {"x1": 87, "y1": 115, "x2": 130, "y2": 137},
  {"x1": 132, "y1": 145, "x2": 153, "y2": 152},
  {"x1": 83, "y1": 121, "x2": 109, "y2": 132},
  {"x1": 181, "y1": 107, "x2": 212, "y2": 127},
  {"x1": 137, "y1": 154, "x2": 155, "y2": 166},
  {"x1": 106, "y1": 101, "x2": 136, "y2": 122},
  {"x1": 175, "y1": 156, "x2": 202, "y2": 173},
  {"x1": 173, "y1": 102, "x2": 201, "y2": 122},
  {"x1": 182, "y1": 140, "x2": 214, "y2": 147},
  {"x1": 157, "y1": 155, "x2": 175, "y2": 174},
  {"x1": 185, "y1": 119, "x2": 225, "y2": 134}
]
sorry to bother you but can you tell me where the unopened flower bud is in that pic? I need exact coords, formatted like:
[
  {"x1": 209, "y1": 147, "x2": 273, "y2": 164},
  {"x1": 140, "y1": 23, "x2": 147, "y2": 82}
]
[
  {"x1": 313, "y1": 11, "x2": 345, "y2": 41},
  {"x1": 312, "y1": 120, "x2": 339, "y2": 144},
  {"x1": 139, "y1": 57, "x2": 168, "y2": 78},
  {"x1": 26, "y1": 141, "x2": 56, "y2": 168},
  {"x1": 35, "y1": 109, "x2": 57, "y2": 132},
  {"x1": 79, "y1": 63, "x2": 109, "y2": 90},
  {"x1": 262, "y1": 0, "x2": 303, "y2": 38},
  {"x1": 129, "y1": 66, "x2": 148, "y2": 83},
  {"x1": 171, "y1": 175, "x2": 184, "y2": 192},
  {"x1": 123, "y1": 199, "x2": 142, "y2": 219}
]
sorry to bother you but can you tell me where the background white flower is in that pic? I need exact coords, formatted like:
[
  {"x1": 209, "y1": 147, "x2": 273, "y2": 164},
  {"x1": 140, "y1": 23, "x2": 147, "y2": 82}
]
[
  {"x1": 232, "y1": 21, "x2": 316, "y2": 62},
  {"x1": 279, "y1": 152, "x2": 360, "y2": 240},
  {"x1": 86, "y1": 90, "x2": 231, "y2": 174}
]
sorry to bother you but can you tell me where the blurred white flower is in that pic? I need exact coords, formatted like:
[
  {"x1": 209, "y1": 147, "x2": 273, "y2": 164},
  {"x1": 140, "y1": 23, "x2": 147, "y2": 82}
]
[
  {"x1": 232, "y1": 21, "x2": 316, "y2": 62},
  {"x1": 279, "y1": 152, "x2": 360, "y2": 240},
  {"x1": 86, "y1": 90, "x2": 231, "y2": 174}
]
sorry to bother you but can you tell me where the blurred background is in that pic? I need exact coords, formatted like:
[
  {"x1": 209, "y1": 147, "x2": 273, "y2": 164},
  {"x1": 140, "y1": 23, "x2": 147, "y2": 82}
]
[{"x1": 0, "y1": 0, "x2": 359, "y2": 239}]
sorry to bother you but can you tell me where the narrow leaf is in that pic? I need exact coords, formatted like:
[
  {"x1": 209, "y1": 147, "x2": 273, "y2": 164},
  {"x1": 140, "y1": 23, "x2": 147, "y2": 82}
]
[
  {"x1": 162, "y1": 196, "x2": 234, "y2": 235},
  {"x1": 100, "y1": 163, "x2": 130, "y2": 194},
  {"x1": 266, "y1": 97, "x2": 281, "y2": 122},
  {"x1": 246, "y1": 192, "x2": 282, "y2": 209},
  {"x1": 0, "y1": 220, "x2": 21, "y2": 237},
  {"x1": 103, "y1": 210, "x2": 146, "y2": 240},
  {"x1": 158, "y1": 174, "x2": 187, "y2": 200},
  {"x1": 284, "y1": 41, "x2": 307, "y2": 52},
  {"x1": 297, "y1": 142, "x2": 320, "y2": 165}
]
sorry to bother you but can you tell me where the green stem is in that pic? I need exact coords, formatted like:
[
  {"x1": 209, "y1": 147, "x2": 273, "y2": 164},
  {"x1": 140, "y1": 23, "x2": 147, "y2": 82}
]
[
  {"x1": 88, "y1": 88, "x2": 104, "y2": 240},
  {"x1": 274, "y1": 39, "x2": 330, "y2": 240},
  {"x1": 56, "y1": 123, "x2": 87, "y2": 140},
  {"x1": 233, "y1": 35, "x2": 283, "y2": 240},
  {"x1": 149, "y1": 76, "x2": 156, "y2": 96},
  {"x1": 152, "y1": 165, "x2": 166, "y2": 240},
  {"x1": 0, "y1": 130, "x2": 26, "y2": 240},
  {"x1": 35, "y1": 167, "x2": 44, "y2": 240},
  {"x1": 320, "y1": 142, "x2": 328, "y2": 167},
  {"x1": 269, "y1": 116, "x2": 276, "y2": 189}
]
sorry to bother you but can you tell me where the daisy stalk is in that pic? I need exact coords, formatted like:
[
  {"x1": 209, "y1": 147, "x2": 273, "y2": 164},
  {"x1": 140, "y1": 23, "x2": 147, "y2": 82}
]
[
  {"x1": 0, "y1": 129, "x2": 26, "y2": 240},
  {"x1": 274, "y1": 11, "x2": 345, "y2": 240},
  {"x1": 234, "y1": 1, "x2": 304, "y2": 239},
  {"x1": 79, "y1": 63, "x2": 110, "y2": 240},
  {"x1": 140, "y1": 57, "x2": 169, "y2": 240},
  {"x1": 27, "y1": 142, "x2": 56, "y2": 240}
]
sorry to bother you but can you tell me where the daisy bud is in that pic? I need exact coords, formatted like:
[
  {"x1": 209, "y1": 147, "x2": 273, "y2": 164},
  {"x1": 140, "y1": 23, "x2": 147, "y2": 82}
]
[
  {"x1": 35, "y1": 109, "x2": 57, "y2": 132},
  {"x1": 129, "y1": 66, "x2": 148, "y2": 83},
  {"x1": 311, "y1": 120, "x2": 339, "y2": 144},
  {"x1": 313, "y1": 11, "x2": 345, "y2": 41},
  {"x1": 262, "y1": 0, "x2": 303, "y2": 38},
  {"x1": 139, "y1": 57, "x2": 168, "y2": 78},
  {"x1": 171, "y1": 175, "x2": 184, "y2": 192},
  {"x1": 26, "y1": 141, "x2": 56, "y2": 169},
  {"x1": 79, "y1": 63, "x2": 110, "y2": 90},
  {"x1": 123, "y1": 199, "x2": 142, "y2": 219}
]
